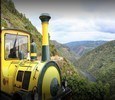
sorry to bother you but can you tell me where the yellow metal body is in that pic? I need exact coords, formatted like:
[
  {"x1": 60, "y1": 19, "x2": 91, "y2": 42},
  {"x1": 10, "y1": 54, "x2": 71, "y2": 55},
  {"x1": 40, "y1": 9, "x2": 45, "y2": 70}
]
[
  {"x1": 42, "y1": 22, "x2": 49, "y2": 45},
  {"x1": 30, "y1": 53, "x2": 37, "y2": 57},
  {"x1": 0, "y1": 29, "x2": 61, "y2": 99},
  {"x1": 42, "y1": 22, "x2": 49, "y2": 46},
  {"x1": 0, "y1": 29, "x2": 30, "y2": 94}
]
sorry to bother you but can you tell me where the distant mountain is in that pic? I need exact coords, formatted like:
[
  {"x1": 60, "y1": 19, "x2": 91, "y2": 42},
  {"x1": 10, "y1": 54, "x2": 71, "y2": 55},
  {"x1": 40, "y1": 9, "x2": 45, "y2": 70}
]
[
  {"x1": 65, "y1": 41, "x2": 107, "y2": 57},
  {"x1": 76, "y1": 40, "x2": 115, "y2": 98}
]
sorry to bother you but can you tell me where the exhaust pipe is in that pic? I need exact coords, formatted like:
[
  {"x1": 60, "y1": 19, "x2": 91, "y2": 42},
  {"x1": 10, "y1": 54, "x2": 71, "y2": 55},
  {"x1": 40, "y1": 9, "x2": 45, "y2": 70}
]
[{"x1": 39, "y1": 13, "x2": 51, "y2": 62}]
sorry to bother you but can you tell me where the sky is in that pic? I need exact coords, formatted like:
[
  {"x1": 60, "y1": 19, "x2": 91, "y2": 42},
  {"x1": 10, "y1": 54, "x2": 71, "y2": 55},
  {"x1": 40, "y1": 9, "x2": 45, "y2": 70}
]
[{"x1": 12, "y1": 0, "x2": 115, "y2": 43}]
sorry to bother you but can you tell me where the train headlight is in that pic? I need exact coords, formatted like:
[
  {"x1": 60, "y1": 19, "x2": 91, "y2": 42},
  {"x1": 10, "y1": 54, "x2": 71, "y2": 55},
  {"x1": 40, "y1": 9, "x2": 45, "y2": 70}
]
[{"x1": 50, "y1": 78, "x2": 59, "y2": 96}]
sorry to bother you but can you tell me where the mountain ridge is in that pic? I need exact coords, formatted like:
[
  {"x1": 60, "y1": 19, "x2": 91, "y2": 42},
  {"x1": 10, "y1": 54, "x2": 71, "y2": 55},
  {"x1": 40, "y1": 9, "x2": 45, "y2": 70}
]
[{"x1": 65, "y1": 40, "x2": 107, "y2": 57}]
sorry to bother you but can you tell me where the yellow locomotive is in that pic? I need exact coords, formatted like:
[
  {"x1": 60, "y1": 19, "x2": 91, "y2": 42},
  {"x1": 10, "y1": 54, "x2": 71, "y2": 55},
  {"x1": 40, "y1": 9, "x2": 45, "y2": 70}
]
[{"x1": 0, "y1": 14, "x2": 71, "y2": 100}]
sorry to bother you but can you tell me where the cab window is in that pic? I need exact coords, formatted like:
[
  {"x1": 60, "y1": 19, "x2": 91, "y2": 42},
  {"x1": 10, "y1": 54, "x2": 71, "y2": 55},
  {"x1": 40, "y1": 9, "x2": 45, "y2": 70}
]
[{"x1": 5, "y1": 33, "x2": 28, "y2": 59}]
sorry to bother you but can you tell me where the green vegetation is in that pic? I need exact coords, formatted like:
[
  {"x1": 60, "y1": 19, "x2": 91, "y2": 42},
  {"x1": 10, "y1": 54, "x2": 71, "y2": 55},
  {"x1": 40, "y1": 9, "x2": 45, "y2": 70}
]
[
  {"x1": 1, "y1": 19, "x2": 8, "y2": 27},
  {"x1": 76, "y1": 40, "x2": 115, "y2": 99},
  {"x1": 66, "y1": 76, "x2": 110, "y2": 100},
  {"x1": 57, "y1": 59, "x2": 110, "y2": 100}
]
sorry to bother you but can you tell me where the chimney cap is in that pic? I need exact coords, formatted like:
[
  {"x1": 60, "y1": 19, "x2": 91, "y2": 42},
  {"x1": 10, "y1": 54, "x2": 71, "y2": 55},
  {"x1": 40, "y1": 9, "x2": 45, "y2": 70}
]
[{"x1": 39, "y1": 13, "x2": 51, "y2": 22}]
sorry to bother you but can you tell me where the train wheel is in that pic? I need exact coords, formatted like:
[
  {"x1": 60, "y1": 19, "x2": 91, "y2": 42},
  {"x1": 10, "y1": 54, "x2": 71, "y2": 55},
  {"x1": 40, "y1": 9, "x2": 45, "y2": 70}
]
[{"x1": 37, "y1": 61, "x2": 61, "y2": 100}]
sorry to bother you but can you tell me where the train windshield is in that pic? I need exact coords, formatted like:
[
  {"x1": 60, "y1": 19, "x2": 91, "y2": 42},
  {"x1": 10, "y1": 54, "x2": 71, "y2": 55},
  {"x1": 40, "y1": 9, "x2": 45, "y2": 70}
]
[{"x1": 5, "y1": 33, "x2": 28, "y2": 59}]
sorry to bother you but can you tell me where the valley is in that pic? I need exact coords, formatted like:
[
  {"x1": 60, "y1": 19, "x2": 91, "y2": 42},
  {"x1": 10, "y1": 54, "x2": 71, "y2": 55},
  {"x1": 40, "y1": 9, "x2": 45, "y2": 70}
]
[
  {"x1": 79, "y1": 70, "x2": 96, "y2": 82},
  {"x1": 75, "y1": 40, "x2": 115, "y2": 99}
]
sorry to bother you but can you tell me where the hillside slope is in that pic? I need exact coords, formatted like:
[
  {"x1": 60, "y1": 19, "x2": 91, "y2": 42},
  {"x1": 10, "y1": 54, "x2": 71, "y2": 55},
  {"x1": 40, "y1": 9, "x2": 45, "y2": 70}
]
[
  {"x1": 76, "y1": 40, "x2": 115, "y2": 97},
  {"x1": 51, "y1": 40, "x2": 79, "y2": 65}
]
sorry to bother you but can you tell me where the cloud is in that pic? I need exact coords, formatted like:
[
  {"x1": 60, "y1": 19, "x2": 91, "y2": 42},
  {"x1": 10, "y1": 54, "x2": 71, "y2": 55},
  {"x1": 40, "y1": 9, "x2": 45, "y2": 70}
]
[
  {"x1": 48, "y1": 17, "x2": 115, "y2": 43},
  {"x1": 12, "y1": 0, "x2": 115, "y2": 43},
  {"x1": 29, "y1": 16, "x2": 115, "y2": 43},
  {"x1": 51, "y1": 31, "x2": 115, "y2": 43},
  {"x1": 50, "y1": 18, "x2": 98, "y2": 32},
  {"x1": 96, "y1": 20, "x2": 115, "y2": 34}
]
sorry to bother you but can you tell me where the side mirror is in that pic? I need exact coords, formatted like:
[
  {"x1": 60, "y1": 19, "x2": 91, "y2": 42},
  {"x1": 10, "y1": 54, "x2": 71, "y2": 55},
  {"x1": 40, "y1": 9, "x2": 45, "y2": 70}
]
[{"x1": 19, "y1": 51, "x2": 24, "y2": 60}]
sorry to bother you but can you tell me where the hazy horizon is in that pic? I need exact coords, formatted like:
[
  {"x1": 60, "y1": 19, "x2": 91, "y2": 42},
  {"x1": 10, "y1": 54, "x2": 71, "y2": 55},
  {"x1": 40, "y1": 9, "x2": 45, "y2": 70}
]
[{"x1": 12, "y1": 0, "x2": 115, "y2": 43}]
